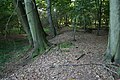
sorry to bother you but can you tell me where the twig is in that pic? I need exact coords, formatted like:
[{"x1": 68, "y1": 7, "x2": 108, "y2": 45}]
[
  {"x1": 76, "y1": 53, "x2": 86, "y2": 60},
  {"x1": 4, "y1": 0, "x2": 19, "y2": 39}
]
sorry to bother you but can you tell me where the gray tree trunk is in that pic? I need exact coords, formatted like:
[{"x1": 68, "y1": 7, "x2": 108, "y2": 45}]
[
  {"x1": 105, "y1": 0, "x2": 120, "y2": 64},
  {"x1": 53, "y1": 8, "x2": 59, "y2": 31},
  {"x1": 13, "y1": 0, "x2": 33, "y2": 45},
  {"x1": 24, "y1": 0, "x2": 48, "y2": 51},
  {"x1": 97, "y1": 0, "x2": 102, "y2": 36},
  {"x1": 46, "y1": 0, "x2": 57, "y2": 37}
]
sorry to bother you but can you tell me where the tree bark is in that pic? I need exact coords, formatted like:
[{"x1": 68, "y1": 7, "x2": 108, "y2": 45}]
[
  {"x1": 46, "y1": 0, "x2": 57, "y2": 37},
  {"x1": 24, "y1": 0, "x2": 48, "y2": 51},
  {"x1": 53, "y1": 8, "x2": 59, "y2": 31},
  {"x1": 97, "y1": 0, "x2": 102, "y2": 36},
  {"x1": 105, "y1": 0, "x2": 120, "y2": 64},
  {"x1": 13, "y1": 0, "x2": 33, "y2": 45}
]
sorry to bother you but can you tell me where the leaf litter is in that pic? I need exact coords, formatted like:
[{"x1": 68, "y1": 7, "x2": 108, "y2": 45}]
[{"x1": 1, "y1": 30, "x2": 118, "y2": 80}]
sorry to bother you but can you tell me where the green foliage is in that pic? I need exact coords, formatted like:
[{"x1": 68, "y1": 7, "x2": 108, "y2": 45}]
[
  {"x1": 0, "y1": 0, "x2": 20, "y2": 35},
  {"x1": 0, "y1": 38, "x2": 29, "y2": 65},
  {"x1": 60, "y1": 42, "x2": 73, "y2": 48},
  {"x1": 34, "y1": 0, "x2": 109, "y2": 31},
  {"x1": 43, "y1": 27, "x2": 50, "y2": 33}
]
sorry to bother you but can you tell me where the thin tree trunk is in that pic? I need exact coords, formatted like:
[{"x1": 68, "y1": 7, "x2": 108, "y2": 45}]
[
  {"x1": 13, "y1": 0, "x2": 33, "y2": 45},
  {"x1": 83, "y1": 16, "x2": 87, "y2": 32},
  {"x1": 54, "y1": 8, "x2": 59, "y2": 30},
  {"x1": 97, "y1": 0, "x2": 102, "y2": 36},
  {"x1": 95, "y1": 0, "x2": 97, "y2": 28},
  {"x1": 46, "y1": 0, "x2": 57, "y2": 37},
  {"x1": 73, "y1": 17, "x2": 76, "y2": 41},
  {"x1": 65, "y1": 14, "x2": 68, "y2": 26}
]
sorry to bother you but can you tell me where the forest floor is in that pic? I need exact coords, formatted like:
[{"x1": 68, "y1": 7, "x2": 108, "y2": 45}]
[{"x1": 1, "y1": 28, "x2": 120, "y2": 80}]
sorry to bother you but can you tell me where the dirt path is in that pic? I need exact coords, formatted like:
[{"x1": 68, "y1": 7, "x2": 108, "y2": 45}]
[{"x1": 2, "y1": 31, "x2": 116, "y2": 80}]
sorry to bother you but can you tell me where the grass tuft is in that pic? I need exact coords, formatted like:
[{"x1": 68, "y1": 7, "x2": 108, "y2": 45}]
[{"x1": 60, "y1": 42, "x2": 73, "y2": 48}]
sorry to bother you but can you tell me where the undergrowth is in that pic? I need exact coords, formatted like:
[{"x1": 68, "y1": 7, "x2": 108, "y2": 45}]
[
  {"x1": 60, "y1": 42, "x2": 73, "y2": 48},
  {"x1": 0, "y1": 38, "x2": 29, "y2": 66}
]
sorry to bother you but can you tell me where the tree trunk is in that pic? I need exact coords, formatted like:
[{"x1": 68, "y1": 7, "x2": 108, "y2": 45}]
[
  {"x1": 97, "y1": 0, "x2": 102, "y2": 36},
  {"x1": 105, "y1": 0, "x2": 120, "y2": 64},
  {"x1": 65, "y1": 14, "x2": 68, "y2": 26},
  {"x1": 83, "y1": 16, "x2": 87, "y2": 32},
  {"x1": 72, "y1": 17, "x2": 76, "y2": 41},
  {"x1": 24, "y1": 0, "x2": 48, "y2": 51},
  {"x1": 13, "y1": 0, "x2": 33, "y2": 45},
  {"x1": 53, "y1": 8, "x2": 59, "y2": 31},
  {"x1": 95, "y1": 0, "x2": 98, "y2": 28},
  {"x1": 46, "y1": 0, "x2": 57, "y2": 37}
]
